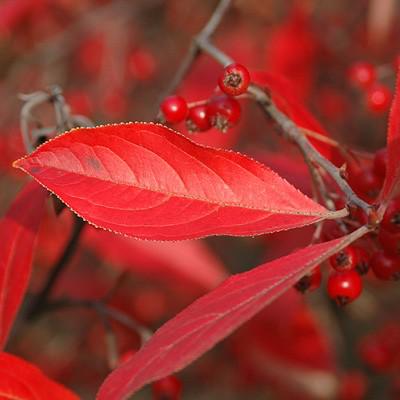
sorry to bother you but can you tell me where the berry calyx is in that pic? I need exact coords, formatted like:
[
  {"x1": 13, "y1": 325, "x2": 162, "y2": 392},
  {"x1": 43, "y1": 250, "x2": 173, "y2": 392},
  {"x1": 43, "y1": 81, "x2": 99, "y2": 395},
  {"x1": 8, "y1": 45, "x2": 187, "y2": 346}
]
[
  {"x1": 327, "y1": 270, "x2": 362, "y2": 306},
  {"x1": 370, "y1": 251, "x2": 400, "y2": 280},
  {"x1": 152, "y1": 375, "x2": 182, "y2": 400},
  {"x1": 381, "y1": 198, "x2": 400, "y2": 234},
  {"x1": 160, "y1": 95, "x2": 188, "y2": 124},
  {"x1": 330, "y1": 246, "x2": 358, "y2": 271},
  {"x1": 294, "y1": 266, "x2": 322, "y2": 293},
  {"x1": 208, "y1": 95, "x2": 241, "y2": 133},
  {"x1": 186, "y1": 105, "x2": 211, "y2": 132},
  {"x1": 218, "y1": 63, "x2": 250, "y2": 96},
  {"x1": 348, "y1": 62, "x2": 376, "y2": 89},
  {"x1": 366, "y1": 84, "x2": 392, "y2": 113}
]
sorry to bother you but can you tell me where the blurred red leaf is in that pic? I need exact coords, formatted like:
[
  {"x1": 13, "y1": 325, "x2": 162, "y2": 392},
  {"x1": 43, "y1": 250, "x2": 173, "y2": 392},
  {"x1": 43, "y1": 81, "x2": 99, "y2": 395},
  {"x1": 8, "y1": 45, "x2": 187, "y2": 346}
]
[
  {"x1": 97, "y1": 235, "x2": 353, "y2": 400},
  {"x1": 83, "y1": 227, "x2": 227, "y2": 291},
  {"x1": 0, "y1": 181, "x2": 47, "y2": 348},
  {"x1": 0, "y1": 352, "x2": 78, "y2": 400},
  {"x1": 14, "y1": 122, "x2": 336, "y2": 241},
  {"x1": 380, "y1": 69, "x2": 400, "y2": 202}
]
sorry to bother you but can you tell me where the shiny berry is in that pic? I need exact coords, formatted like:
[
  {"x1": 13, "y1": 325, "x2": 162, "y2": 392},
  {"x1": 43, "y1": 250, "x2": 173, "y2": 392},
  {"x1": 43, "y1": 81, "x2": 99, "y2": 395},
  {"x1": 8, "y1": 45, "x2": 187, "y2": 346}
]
[
  {"x1": 348, "y1": 62, "x2": 376, "y2": 88},
  {"x1": 381, "y1": 198, "x2": 400, "y2": 234},
  {"x1": 330, "y1": 246, "x2": 358, "y2": 271},
  {"x1": 370, "y1": 251, "x2": 400, "y2": 280},
  {"x1": 373, "y1": 148, "x2": 387, "y2": 178},
  {"x1": 160, "y1": 95, "x2": 188, "y2": 124},
  {"x1": 294, "y1": 266, "x2": 322, "y2": 293},
  {"x1": 349, "y1": 167, "x2": 382, "y2": 202},
  {"x1": 186, "y1": 105, "x2": 211, "y2": 132},
  {"x1": 366, "y1": 84, "x2": 392, "y2": 113},
  {"x1": 218, "y1": 63, "x2": 250, "y2": 96},
  {"x1": 354, "y1": 247, "x2": 370, "y2": 275},
  {"x1": 152, "y1": 375, "x2": 182, "y2": 400},
  {"x1": 327, "y1": 270, "x2": 362, "y2": 306},
  {"x1": 208, "y1": 95, "x2": 241, "y2": 133}
]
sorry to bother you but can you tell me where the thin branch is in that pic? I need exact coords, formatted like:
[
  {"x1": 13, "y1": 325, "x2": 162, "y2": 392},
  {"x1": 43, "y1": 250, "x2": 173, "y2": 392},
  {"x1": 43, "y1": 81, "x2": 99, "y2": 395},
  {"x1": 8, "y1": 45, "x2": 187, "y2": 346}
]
[
  {"x1": 158, "y1": 0, "x2": 232, "y2": 105},
  {"x1": 27, "y1": 215, "x2": 86, "y2": 320}
]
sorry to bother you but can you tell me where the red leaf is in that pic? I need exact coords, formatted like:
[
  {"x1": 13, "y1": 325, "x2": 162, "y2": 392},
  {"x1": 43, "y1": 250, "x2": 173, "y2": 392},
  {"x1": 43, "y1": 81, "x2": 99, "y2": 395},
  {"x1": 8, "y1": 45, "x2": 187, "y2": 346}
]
[
  {"x1": 14, "y1": 123, "x2": 338, "y2": 241},
  {"x1": 0, "y1": 181, "x2": 47, "y2": 348},
  {"x1": 97, "y1": 234, "x2": 358, "y2": 400},
  {"x1": 380, "y1": 69, "x2": 400, "y2": 202},
  {"x1": 83, "y1": 227, "x2": 227, "y2": 291},
  {"x1": 0, "y1": 352, "x2": 78, "y2": 400}
]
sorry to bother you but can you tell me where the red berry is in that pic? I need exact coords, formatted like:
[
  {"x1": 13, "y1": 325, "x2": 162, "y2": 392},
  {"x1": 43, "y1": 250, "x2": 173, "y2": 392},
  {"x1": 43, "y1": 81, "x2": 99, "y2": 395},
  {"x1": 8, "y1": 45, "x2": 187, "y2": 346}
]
[
  {"x1": 327, "y1": 270, "x2": 362, "y2": 306},
  {"x1": 152, "y1": 375, "x2": 182, "y2": 400},
  {"x1": 348, "y1": 62, "x2": 376, "y2": 88},
  {"x1": 354, "y1": 247, "x2": 370, "y2": 275},
  {"x1": 294, "y1": 266, "x2": 322, "y2": 293},
  {"x1": 218, "y1": 63, "x2": 250, "y2": 96},
  {"x1": 349, "y1": 167, "x2": 382, "y2": 202},
  {"x1": 366, "y1": 84, "x2": 392, "y2": 113},
  {"x1": 208, "y1": 95, "x2": 241, "y2": 133},
  {"x1": 185, "y1": 105, "x2": 211, "y2": 132},
  {"x1": 160, "y1": 95, "x2": 188, "y2": 124},
  {"x1": 373, "y1": 147, "x2": 387, "y2": 178},
  {"x1": 329, "y1": 246, "x2": 358, "y2": 271},
  {"x1": 338, "y1": 371, "x2": 367, "y2": 400},
  {"x1": 378, "y1": 229, "x2": 400, "y2": 256},
  {"x1": 381, "y1": 198, "x2": 400, "y2": 234},
  {"x1": 359, "y1": 335, "x2": 393, "y2": 372},
  {"x1": 370, "y1": 251, "x2": 400, "y2": 280}
]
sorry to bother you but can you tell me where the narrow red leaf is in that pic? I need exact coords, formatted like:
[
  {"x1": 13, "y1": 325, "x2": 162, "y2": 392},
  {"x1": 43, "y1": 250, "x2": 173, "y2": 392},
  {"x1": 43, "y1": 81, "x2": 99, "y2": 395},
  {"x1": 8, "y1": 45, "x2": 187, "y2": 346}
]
[
  {"x1": 14, "y1": 123, "x2": 338, "y2": 241},
  {"x1": 83, "y1": 227, "x2": 227, "y2": 291},
  {"x1": 380, "y1": 69, "x2": 400, "y2": 202},
  {"x1": 0, "y1": 181, "x2": 47, "y2": 348},
  {"x1": 0, "y1": 352, "x2": 78, "y2": 400},
  {"x1": 97, "y1": 232, "x2": 363, "y2": 400}
]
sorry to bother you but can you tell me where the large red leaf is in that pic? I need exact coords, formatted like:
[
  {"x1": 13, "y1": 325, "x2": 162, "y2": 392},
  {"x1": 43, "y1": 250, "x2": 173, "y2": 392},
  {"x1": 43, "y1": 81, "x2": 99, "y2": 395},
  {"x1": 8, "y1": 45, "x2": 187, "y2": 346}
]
[
  {"x1": 97, "y1": 233, "x2": 362, "y2": 400},
  {"x1": 0, "y1": 181, "x2": 47, "y2": 348},
  {"x1": 380, "y1": 69, "x2": 400, "y2": 202},
  {"x1": 83, "y1": 227, "x2": 227, "y2": 291},
  {"x1": 0, "y1": 352, "x2": 78, "y2": 399},
  {"x1": 14, "y1": 123, "x2": 339, "y2": 241}
]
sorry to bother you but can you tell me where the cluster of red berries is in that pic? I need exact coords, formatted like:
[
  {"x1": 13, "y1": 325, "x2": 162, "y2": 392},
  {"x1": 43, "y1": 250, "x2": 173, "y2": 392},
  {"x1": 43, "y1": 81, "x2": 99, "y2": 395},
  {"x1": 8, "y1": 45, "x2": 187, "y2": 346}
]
[
  {"x1": 159, "y1": 63, "x2": 250, "y2": 133},
  {"x1": 152, "y1": 375, "x2": 182, "y2": 400},
  {"x1": 348, "y1": 61, "x2": 393, "y2": 113}
]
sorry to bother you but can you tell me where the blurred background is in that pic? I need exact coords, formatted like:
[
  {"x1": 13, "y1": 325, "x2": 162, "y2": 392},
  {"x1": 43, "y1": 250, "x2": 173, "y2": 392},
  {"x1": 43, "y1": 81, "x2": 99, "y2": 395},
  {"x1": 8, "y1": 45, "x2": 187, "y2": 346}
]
[{"x1": 1, "y1": 0, "x2": 400, "y2": 399}]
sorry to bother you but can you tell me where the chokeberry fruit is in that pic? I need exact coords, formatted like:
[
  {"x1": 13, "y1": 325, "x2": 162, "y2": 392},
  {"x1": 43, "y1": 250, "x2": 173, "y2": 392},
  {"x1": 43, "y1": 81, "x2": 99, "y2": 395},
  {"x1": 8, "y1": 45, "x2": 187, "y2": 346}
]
[
  {"x1": 348, "y1": 62, "x2": 376, "y2": 89},
  {"x1": 330, "y1": 246, "x2": 358, "y2": 271},
  {"x1": 327, "y1": 270, "x2": 362, "y2": 306},
  {"x1": 366, "y1": 84, "x2": 392, "y2": 113},
  {"x1": 218, "y1": 63, "x2": 250, "y2": 96},
  {"x1": 160, "y1": 95, "x2": 188, "y2": 124},
  {"x1": 152, "y1": 375, "x2": 182, "y2": 400},
  {"x1": 186, "y1": 105, "x2": 211, "y2": 132},
  {"x1": 208, "y1": 95, "x2": 241, "y2": 133},
  {"x1": 294, "y1": 266, "x2": 322, "y2": 293},
  {"x1": 370, "y1": 251, "x2": 400, "y2": 280},
  {"x1": 381, "y1": 198, "x2": 400, "y2": 234}
]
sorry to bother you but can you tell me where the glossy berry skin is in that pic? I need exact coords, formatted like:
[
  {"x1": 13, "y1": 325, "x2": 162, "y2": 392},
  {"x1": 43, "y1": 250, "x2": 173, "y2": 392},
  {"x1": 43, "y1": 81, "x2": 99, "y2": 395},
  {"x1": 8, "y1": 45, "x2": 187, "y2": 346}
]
[
  {"x1": 349, "y1": 167, "x2": 382, "y2": 202},
  {"x1": 218, "y1": 63, "x2": 250, "y2": 96},
  {"x1": 327, "y1": 270, "x2": 362, "y2": 306},
  {"x1": 366, "y1": 84, "x2": 392, "y2": 113},
  {"x1": 373, "y1": 147, "x2": 387, "y2": 178},
  {"x1": 330, "y1": 246, "x2": 358, "y2": 272},
  {"x1": 370, "y1": 251, "x2": 400, "y2": 280},
  {"x1": 186, "y1": 105, "x2": 211, "y2": 132},
  {"x1": 208, "y1": 95, "x2": 241, "y2": 133},
  {"x1": 160, "y1": 95, "x2": 188, "y2": 124},
  {"x1": 381, "y1": 198, "x2": 400, "y2": 234},
  {"x1": 152, "y1": 375, "x2": 182, "y2": 400},
  {"x1": 294, "y1": 266, "x2": 322, "y2": 293},
  {"x1": 348, "y1": 62, "x2": 376, "y2": 89}
]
